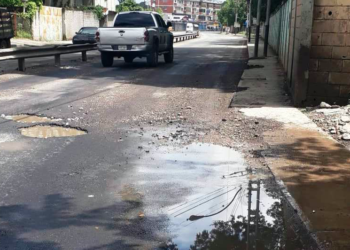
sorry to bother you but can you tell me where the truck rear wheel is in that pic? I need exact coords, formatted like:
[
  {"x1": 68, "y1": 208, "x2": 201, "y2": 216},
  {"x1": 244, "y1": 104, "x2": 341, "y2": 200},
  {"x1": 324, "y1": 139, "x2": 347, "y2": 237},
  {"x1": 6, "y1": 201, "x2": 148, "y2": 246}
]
[
  {"x1": 0, "y1": 40, "x2": 7, "y2": 49},
  {"x1": 164, "y1": 46, "x2": 174, "y2": 63},
  {"x1": 147, "y1": 43, "x2": 158, "y2": 67},
  {"x1": 6, "y1": 39, "x2": 11, "y2": 48},
  {"x1": 101, "y1": 53, "x2": 113, "y2": 67}
]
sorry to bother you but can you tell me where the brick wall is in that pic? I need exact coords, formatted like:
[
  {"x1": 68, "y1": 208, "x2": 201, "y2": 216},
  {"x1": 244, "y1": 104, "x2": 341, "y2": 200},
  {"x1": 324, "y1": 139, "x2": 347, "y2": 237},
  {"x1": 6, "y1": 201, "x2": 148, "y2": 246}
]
[
  {"x1": 308, "y1": 0, "x2": 350, "y2": 105},
  {"x1": 156, "y1": 0, "x2": 174, "y2": 14}
]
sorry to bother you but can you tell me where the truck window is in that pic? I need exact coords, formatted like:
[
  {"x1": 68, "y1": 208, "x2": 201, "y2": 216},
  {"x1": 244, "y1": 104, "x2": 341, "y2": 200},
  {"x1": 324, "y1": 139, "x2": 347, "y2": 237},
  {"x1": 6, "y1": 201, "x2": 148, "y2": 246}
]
[
  {"x1": 114, "y1": 13, "x2": 156, "y2": 28},
  {"x1": 155, "y1": 15, "x2": 166, "y2": 28}
]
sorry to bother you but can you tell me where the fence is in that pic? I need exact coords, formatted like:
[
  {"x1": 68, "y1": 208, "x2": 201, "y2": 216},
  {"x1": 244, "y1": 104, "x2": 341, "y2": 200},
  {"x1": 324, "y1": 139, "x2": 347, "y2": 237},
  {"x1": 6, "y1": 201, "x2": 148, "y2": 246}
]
[
  {"x1": 14, "y1": 15, "x2": 32, "y2": 39},
  {"x1": 261, "y1": 0, "x2": 292, "y2": 79}
]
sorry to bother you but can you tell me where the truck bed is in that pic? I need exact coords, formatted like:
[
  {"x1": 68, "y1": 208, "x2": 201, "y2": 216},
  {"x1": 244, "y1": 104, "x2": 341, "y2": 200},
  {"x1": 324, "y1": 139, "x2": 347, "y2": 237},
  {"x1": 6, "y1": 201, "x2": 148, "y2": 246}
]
[{"x1": 99, "y1": 27, "x2": 146, "y2": 45}]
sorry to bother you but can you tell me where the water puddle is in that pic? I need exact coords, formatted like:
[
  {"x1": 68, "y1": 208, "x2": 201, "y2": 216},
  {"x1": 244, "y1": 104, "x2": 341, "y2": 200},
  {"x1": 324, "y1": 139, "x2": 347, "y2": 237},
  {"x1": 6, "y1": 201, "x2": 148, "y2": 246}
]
[
  {"x1": 126, "y1": 143, "x2": 305, "y2": 249},
  {"x1": 19, "y1": 125, "x2": 87, "y2": 138},
  {"x1": 4, "y1": 114, "x2": 60, "y2": 123}
]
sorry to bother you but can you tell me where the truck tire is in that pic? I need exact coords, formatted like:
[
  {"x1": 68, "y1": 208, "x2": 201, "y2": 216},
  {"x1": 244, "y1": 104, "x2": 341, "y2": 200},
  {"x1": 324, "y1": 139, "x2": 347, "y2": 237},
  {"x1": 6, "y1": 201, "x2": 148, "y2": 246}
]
[
  {"x1": 124, "y1": 56, "x2": 134, "y2": 63},
  {"x1": 0, "y1": 40, "x2": 7, "y2": 49},
  {"x1": 101, "y1": 53, "x2": 113, "y2": 67},
  {"x1": 6, "y1": 39, "x2": 11, "y2": 48},
  {"x1": 164, "y1": 46, "x2": 174, "y2": 63},
  {"x1": 147, "y1": 43, "x2": 159, "y2": 67}
]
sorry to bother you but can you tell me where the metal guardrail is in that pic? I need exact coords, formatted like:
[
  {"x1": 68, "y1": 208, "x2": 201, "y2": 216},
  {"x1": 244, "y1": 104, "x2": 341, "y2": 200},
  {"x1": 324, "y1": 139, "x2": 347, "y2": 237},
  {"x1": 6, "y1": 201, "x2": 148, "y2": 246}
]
[
  {"x1": 0, "y1": 44, "x2": 96, "y2": 71},
  {"x1": 173, "y1": 33, "x2": 198, "y2": 43},
  {"x1": 0, "y1": 33, "x2": 198, "y2": 72}
]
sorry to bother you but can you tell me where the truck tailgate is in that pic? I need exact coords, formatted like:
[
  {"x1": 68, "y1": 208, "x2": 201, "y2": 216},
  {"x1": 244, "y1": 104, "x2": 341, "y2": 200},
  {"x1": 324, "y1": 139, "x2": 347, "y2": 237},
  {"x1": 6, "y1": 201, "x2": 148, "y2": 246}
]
[{"x1": 99, "y1": 28, "x2": 146, "y2": 45}]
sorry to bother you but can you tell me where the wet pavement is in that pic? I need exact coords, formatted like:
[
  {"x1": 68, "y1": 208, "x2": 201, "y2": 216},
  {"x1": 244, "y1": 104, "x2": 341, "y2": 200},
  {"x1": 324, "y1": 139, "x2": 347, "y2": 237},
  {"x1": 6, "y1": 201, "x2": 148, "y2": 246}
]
[{"x1": 0, "y1": 33, "x2": 316, "y2": 249}]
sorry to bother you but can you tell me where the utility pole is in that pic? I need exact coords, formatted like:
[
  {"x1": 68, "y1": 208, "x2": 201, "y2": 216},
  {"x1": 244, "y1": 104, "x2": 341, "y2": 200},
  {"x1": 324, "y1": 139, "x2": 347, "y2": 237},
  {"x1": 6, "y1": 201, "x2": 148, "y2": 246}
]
[
  {"x1": 254, "y1": 0, "x2": 262, "y2": 58},
  {"x1": 246, "y1": 180, "x2": 261, "y2": 250},
  {"x1": 248, "y1": 0, "x2": 252, "y2": 42},
  {"x1": 263, "y1": 0, "x2": 272, "y2": 57}
]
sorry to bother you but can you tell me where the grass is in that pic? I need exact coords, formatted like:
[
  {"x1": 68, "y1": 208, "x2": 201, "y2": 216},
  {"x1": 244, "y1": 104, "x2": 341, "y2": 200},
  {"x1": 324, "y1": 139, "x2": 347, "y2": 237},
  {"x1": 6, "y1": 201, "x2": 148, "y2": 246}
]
[{"x1": 16, "y1": 29, "x2": 32, "y2": 39}]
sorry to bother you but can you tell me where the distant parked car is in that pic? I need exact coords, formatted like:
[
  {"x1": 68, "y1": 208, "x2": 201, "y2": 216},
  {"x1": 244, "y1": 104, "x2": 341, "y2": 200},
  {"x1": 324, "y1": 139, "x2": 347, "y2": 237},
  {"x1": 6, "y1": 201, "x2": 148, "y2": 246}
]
[
  {"x1": 186, "y1": 23, "x2": 199, "y2": 36},
  {"x1": 72, "y1": 27, "x2": 98, "y2": 44}
]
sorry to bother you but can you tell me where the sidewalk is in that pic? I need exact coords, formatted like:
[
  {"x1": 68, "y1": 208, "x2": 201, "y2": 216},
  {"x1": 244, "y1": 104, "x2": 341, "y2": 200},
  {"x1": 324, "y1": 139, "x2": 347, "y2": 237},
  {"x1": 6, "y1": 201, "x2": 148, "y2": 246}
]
[{"x1": 235, "y1": 36, "x2": 350, "y2": 249}]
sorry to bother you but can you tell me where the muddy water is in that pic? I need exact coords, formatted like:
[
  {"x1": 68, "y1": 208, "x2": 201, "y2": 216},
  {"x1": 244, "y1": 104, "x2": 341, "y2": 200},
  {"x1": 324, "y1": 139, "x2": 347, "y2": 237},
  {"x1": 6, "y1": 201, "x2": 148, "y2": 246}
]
[
  {"x1": 19, "y1": 125, "x2": 87, "y2": 138},
  {"x1": 4, "y1": 114, "x2": 60, "y2": 123},
  {"x1": 125, "y1": 143, "x2": 304, "y2": 250}
]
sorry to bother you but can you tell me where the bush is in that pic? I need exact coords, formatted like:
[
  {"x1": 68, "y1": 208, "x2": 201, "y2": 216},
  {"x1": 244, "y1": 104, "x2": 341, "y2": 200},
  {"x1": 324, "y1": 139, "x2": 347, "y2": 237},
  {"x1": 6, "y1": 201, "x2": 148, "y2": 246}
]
[{"x1": 16, "y1": 29, "x2": 32, "y2": 39}]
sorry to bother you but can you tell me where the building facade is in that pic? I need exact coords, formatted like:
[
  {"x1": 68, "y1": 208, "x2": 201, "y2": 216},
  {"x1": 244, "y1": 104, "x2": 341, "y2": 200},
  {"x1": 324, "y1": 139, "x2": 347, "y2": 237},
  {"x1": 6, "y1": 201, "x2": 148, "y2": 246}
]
[{"x1": 155, "y1": 0, "x2": 223, "y2": 26}]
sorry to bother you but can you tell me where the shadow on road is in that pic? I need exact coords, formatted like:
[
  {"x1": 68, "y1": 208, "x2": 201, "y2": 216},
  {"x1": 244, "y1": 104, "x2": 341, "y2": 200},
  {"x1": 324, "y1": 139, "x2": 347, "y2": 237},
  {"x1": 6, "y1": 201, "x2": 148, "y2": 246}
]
[{"x1": 0, "y1": 194, "x2": 167, "y2": 250}]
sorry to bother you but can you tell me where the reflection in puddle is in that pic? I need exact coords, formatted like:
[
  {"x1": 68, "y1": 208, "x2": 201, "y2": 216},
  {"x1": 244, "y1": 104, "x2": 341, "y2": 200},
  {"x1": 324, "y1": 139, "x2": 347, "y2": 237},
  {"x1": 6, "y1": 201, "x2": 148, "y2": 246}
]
[
  {"x1": 129, "y1": 143, "x2": 303, "y2": 249},
  {"x1": 19, "y1": 125, "x2": 87, "y2": 138},
  {"x1": 4, "y1": 114, "x2": 60, "y2": 123}
]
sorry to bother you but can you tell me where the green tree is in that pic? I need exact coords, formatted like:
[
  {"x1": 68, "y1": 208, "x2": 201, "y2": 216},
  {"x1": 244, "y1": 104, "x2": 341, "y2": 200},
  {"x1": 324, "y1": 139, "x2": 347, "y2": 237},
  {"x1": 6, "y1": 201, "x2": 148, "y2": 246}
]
[
  {"x1": 116, "y1": 0, "x2": 144, "y2": 12},
  {"x1": 0, "y1": 0, "x2": 42, "y2": 18},
  {"x1": 217, "y1": 0, "x2": 247, "y2": 26}
]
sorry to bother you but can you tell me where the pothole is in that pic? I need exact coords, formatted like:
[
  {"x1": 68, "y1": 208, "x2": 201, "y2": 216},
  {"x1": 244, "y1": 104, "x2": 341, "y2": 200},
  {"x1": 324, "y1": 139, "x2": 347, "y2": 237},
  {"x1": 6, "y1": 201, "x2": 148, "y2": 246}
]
[
  {"x1": 3, "y1": 114, "x2": 61, "y2": 123},
  {"x1": 19, "y1": 125, "x2": 87, "y2": 138}
]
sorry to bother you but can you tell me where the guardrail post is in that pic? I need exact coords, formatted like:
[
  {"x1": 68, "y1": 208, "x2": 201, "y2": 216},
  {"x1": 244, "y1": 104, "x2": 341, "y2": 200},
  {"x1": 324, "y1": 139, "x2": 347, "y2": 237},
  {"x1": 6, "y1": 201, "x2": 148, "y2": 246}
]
[
  {"x1": 18, "y1": 58, "x2": 25, "y2": 72},
  {"x1": 82, "y1": 51, "x2": 87, "y2": 62},
  {"x1": 55, "y1": 54, "x2": 61, "y2": 66}
]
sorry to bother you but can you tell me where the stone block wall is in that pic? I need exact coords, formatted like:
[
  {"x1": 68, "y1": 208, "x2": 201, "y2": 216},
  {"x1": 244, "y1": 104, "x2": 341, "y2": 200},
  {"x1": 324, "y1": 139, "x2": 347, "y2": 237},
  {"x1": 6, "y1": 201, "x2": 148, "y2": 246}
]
[{"x1": 307, "y1": 0, "x2": 350, "y2": 105}]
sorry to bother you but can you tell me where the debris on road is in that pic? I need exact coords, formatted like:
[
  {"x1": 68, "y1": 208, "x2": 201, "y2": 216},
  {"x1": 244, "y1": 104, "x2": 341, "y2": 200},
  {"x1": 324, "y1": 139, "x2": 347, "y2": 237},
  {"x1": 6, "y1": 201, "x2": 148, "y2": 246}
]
[{"x1": 306, "y1": 104, "x2": 350, "y2": 145}]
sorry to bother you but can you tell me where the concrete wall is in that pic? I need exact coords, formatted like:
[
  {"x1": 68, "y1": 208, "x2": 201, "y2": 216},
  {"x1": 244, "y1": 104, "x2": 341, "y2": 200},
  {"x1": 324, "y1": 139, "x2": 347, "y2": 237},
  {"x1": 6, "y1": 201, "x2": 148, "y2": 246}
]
[
  {"x1": 106, "y1": 11, "x2": 116, "y2": 27},
  {"x1": 307, "y1": 0, "x2": 350, "y2": 105},
  {"x1": 62, "y1": 10, "x2": 99, "y2": 40},
  {"x1": 288, "y1": 0, "x2": 314, "y2": 106},
  {"x1": 32, "y1": 6, "x2": 63, "y2": 41}
]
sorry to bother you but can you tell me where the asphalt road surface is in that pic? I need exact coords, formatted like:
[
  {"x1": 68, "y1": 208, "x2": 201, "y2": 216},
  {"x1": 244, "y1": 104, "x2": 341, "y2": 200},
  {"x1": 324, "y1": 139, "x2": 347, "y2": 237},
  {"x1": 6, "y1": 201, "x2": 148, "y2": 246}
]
[{"x1": 0, "y1": 32, "x2": 260, "y2": 250}]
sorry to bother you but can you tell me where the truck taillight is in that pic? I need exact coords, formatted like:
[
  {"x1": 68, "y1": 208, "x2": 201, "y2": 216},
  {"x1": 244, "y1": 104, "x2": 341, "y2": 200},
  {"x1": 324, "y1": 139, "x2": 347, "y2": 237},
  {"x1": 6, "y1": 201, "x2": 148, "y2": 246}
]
[
  {"x1": 95, "y1": 31, "x2": 100, "y2": 42},
  {"x1": 144, "y1": 31, "x2": 149, "y2": 42}
]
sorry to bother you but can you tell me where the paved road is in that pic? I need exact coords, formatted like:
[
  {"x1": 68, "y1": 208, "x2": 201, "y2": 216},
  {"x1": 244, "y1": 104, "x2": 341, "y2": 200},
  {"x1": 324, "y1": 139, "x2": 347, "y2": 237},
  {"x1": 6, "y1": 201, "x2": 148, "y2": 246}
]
[{"x1": 0, "y1": 32, "x2": 252, "y2": 249}]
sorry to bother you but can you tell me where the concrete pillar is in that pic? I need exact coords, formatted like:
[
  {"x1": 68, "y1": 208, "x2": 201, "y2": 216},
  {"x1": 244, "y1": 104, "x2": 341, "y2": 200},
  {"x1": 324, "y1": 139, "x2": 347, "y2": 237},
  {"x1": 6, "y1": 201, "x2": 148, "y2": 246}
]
[
  {"x1": 55, "y1": 54, "x2": 61, "y2": 65},
  {"x1": 18, "y1": 58, "x2": 25, "y2": 71},
  {"x1": 82, "y1": 51, "x2": 87, "y2": 62}
]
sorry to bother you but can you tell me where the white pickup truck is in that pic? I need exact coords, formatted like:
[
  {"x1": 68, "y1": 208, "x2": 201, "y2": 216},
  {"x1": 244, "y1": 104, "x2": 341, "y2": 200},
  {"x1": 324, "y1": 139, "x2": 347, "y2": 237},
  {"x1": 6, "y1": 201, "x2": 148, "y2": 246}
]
[{"x1": 96, "y1": 11, "x2": 174, "y2": 67}]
